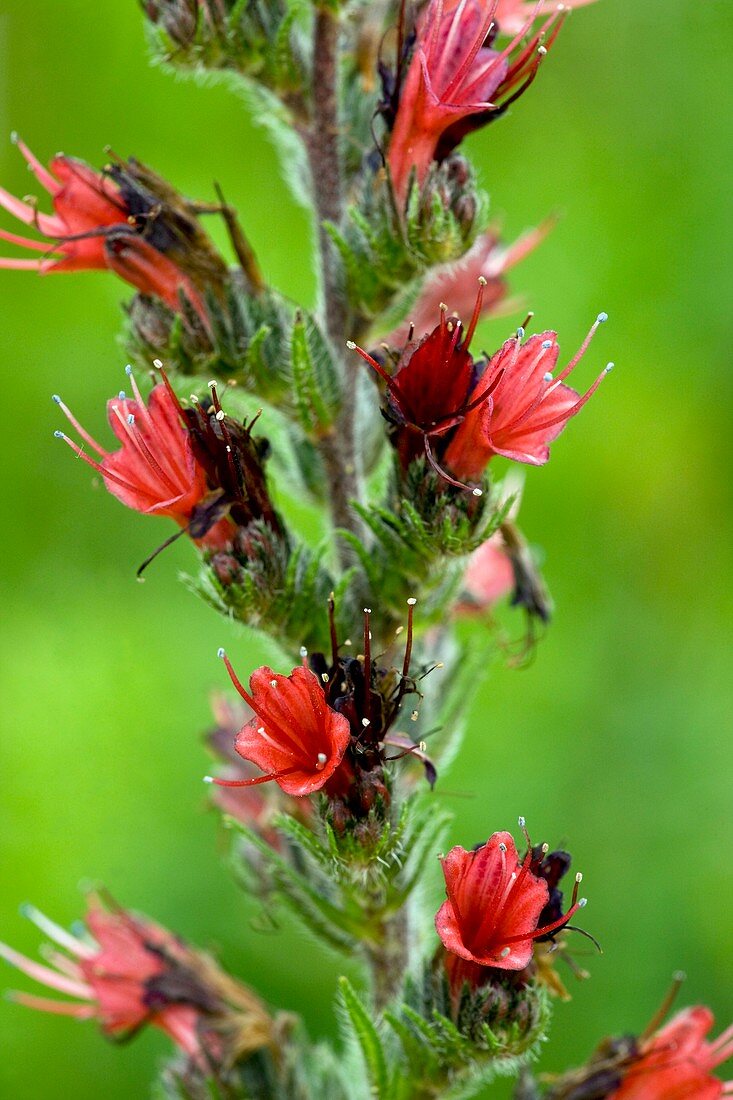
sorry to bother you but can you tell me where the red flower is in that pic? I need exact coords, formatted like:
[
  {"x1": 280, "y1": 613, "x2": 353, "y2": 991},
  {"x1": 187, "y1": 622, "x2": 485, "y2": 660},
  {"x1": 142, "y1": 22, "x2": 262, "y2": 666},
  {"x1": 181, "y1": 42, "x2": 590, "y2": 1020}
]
[
  {"x1": 206, "y1": 693, "x2": 316, "y2": 840},
  {"x1": 609, "y1": 1007, "x2": 733, "y2": 1100},
  {"x1": 435, "y1": 827, "x2": 585, "y2": 970},
  {"x1": 444, "y1": 315, "x2": 612, "y2": 478},
  {"x1": 349, "y1": 280, "x2": 502, "y2": 491},
  {"x1": 0, "y1": 137, "x2": 206, "y2": 318},
  {"x1": 208, "y1": 655, "x2": 352, "y2": 797},
  {"x1": 493, "y1": 0, "x2": 597, "y2": 36},
  {"x1": 387, "y1": 0, "x2": 566, "y2": 203},
  {"x1": 381, "y1": 221, "x2": 552, "y2": 346},
  {"x1": 0, "y1": 898, "x2": 266, "y2": 1062},
  {"x1": 54, "y1": 368, "x2": 234, "y2": 551}
]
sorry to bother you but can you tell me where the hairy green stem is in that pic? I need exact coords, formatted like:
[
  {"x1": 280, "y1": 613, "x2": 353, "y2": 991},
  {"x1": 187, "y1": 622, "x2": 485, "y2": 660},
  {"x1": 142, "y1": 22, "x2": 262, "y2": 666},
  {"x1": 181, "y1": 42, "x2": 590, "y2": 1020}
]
[
  {"x1": 305, "y1": 7, "x2": 363, "y2": 557},
  {"x1": 364, "y1": 906, "x2": 410, "y2": 1014}
]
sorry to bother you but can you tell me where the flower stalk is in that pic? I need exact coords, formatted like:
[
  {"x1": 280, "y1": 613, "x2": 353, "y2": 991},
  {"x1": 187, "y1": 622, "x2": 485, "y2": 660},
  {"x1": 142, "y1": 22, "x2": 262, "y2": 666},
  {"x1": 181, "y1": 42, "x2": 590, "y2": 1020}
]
[
  {"x1": 3, "y1": 3, "x2": 719, "y2": 1100},
  {"x1": 305, "y1": 5, "x2": 364, "y2": 552}
]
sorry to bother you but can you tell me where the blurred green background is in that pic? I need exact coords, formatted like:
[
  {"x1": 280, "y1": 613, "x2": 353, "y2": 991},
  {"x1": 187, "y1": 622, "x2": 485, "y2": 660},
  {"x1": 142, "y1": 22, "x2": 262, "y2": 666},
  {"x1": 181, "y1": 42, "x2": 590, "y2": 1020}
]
[{"x1": 1, "y1": 0, "x2": 731, "y2": 1096}]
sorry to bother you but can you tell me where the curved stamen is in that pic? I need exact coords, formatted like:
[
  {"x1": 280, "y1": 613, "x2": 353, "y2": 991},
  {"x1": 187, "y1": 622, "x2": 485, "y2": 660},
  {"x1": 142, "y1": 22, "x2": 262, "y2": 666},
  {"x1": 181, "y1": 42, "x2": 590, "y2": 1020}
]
[
  {"x1": 136, "y1": 527, "x2": 188, "y2": 579},
  {"x1": 424, "y1": 434, "x2": 482, "y2": 496},
  {"x1": 499, "y1": 895, "x2": 586, "y2": 946},
  {"x1": 204, "y1": 766, "x2": 300, "y2": 789},
  {"x1": 217, "y1": 648, "x2": 257, "y2": 709}
]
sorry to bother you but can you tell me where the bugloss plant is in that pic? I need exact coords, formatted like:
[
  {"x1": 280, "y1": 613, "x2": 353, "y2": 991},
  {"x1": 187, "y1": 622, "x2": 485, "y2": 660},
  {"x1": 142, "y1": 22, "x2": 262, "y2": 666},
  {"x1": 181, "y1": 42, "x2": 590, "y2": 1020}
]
[{"x1": 2, "y1": 1, "x2": 730, "y2": 1097}]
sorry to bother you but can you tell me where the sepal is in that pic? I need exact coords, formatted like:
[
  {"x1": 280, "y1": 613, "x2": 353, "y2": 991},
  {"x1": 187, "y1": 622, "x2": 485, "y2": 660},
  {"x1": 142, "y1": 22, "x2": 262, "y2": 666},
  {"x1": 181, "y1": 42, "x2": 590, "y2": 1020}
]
[
  {"x1": 326, "y1": 156, "x2": 486, "y2": 326},
  {"x1": 187, "y1": 527, "x2": 337, "y2": 652},
  {"x1": 158, "y1": 1021, "x2": 354, "y2": 1100},
  {"x1": 339, "y1": 464, "x2": 510, "y2": 624},
  {"x1": 222, "y1": 792, "x2": 451, "y2": 964},
  {"x1": 126, "y1": 276, "x2": 293, "y2": 401},
  {"x1": 384, "y1": 967, "x2": 550, "y2": 1098}
]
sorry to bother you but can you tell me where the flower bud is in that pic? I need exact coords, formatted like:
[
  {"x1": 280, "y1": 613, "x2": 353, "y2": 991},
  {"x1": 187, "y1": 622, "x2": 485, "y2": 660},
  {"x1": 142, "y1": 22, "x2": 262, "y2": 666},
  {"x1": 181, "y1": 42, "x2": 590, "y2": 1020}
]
[{"x1": 144, "y1": 0, "x2": 198, "y2": 46}]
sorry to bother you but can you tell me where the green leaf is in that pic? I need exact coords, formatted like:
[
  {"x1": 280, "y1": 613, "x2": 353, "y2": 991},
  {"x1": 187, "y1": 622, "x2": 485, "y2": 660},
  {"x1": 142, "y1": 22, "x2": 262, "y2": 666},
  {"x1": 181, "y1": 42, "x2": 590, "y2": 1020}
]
[
  {"x1": 225, "y1": 818, "x2": 362, "y2": 951},
  {"x1": 337, "y1": 977, "x2": 389, "y2": 1099},
  {"x1": 272, "y1": 812, "x2": 338, "y2": 873},
  {"x1": 289, "y1": 311, "x2": 341, "y2": 436}
]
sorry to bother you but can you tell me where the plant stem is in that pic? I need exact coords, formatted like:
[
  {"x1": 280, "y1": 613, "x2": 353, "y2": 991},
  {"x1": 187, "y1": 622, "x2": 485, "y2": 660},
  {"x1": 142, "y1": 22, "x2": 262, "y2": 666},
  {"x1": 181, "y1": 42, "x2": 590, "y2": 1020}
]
[
  {"x1": 306, "y1": 6, "x2": 363, "y2": 555},
  {"x1": 365, "y1": 907, "x2": 409, "y2": 1013}
]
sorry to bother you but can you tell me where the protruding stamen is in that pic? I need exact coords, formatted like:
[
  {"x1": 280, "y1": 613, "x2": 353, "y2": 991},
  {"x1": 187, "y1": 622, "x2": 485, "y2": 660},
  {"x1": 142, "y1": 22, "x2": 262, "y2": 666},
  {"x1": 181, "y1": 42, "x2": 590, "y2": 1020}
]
[
  {"x1": 552, "y1": 311, "x2": 609, "y2": 389},
  {"x1": 363, "y1": 607, "x2": 372, "y2": 727},
  {"x1": 54, "y1": 430, "x2": 150, "y2": 496},
  {"x1": 52, "y1": 395, "x2": 107, "y2": 457},
  {"x1": 327, "y1": 594, "x2": 339, "y2": 667},
  {"x1": 315, "y1": 752, "x2": 328, "y2": 771},
  {"x1": 464, "y1": 276, "x2": 487, "y2": 347},
  {"x1": 0, "y1": 942, "x2": 92, "y2": 999},
  {"x1": 110, "y1": 402, "x2": 178, "y2": 493},
  {"x1": 204, "y1": 766, "x2": 300, "y2": 789},
  {"x1": 18, "y1": 905, "x2": 95, "y2": 959},
  {"x1": 347, "y1": 340, "x2": 394, "y2": 387},
  {"x1": 528, "y1": 362, "x2": 613, "y2": 434},
  {"x1": 218, "y1": 649, "x2": 257, "y2": 709},
  {"x1": 403, "y1": 598, "x2": 416, "y2": 680},
  {"x1": 518, "y1": 816, "x2": 532, "y2": 849},
  {"x1": 640, "y1": 971, "x2": 688, "y2": 1041}
]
